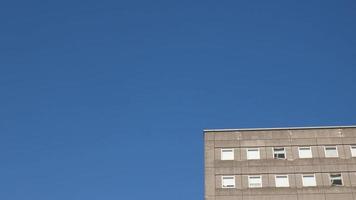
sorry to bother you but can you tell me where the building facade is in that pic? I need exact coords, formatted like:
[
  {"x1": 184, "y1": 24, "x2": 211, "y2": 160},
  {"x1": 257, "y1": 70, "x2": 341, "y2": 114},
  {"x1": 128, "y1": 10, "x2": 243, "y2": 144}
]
[{"x1": 204, "y1": 126, "x2": 356, "y2": 200}]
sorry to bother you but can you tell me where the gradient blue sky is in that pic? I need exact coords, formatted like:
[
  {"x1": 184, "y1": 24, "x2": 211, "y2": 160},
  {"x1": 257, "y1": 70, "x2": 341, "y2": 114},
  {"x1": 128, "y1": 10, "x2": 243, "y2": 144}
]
[{"x1": 1, "y1": 1, "x2": 356, "y2": 199}]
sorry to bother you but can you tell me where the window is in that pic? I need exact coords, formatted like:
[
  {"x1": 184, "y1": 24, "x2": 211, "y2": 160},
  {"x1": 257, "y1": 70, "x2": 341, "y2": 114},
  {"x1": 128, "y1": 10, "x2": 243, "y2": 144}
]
[
  {"x1": 330, "y1": 173, "x2": 343, "y2": 186},
  {"x1": 221, "y1": 149, "x2": 234, "y2": 160},
  {"x1": 248, "y1": 176, "x2": 262, "y2": 188},
  {"x1": 222, "y1": 176, "x2": 235, "y2": 188},
  {"x1": 302, "y1": 174, "x2": 316, "y2": 187},
  {"x1": 247, "y1": 148, "x2": 260, "y2": 160},
  {"x1": 298, "y1": 147, "x2": 312, "y2": 158},
  {"x1": 273, "y1": 147, "x2": 286, "y2": 159},
  {"x1": 324, "y1": 146, "x2": 338, "y2": 158},
  {"x1": 275, "y1": 175, "x2": 289, "y2": 187},
  {"x1": 351, "y1": 145, "x2": 356, "y2": 157}
]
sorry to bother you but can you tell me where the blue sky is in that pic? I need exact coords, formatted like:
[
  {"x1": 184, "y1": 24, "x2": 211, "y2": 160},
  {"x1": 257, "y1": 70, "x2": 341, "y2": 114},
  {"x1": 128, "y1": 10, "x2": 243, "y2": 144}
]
[{"x1": 0, "y1": 1, "x2": 355, "y2": 199}]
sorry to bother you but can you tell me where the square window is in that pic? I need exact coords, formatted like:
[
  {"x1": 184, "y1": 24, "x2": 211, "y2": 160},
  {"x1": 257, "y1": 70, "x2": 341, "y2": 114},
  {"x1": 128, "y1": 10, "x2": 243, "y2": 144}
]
[
  {"x1": 273, "y1": 147, "x2": 286, "y2": 159},
  {"x1": 248, "y1": 176, "x2": 262, "y2": 188},
  {"x1": 275, "y1": 175, "x2": 289, "y2": 187},
  {"x1": 222, "y1": 176, "x2": 235, "y2": 188},
  {"x1": 221, "y1": 149, "x2": 234, "y2": 160},
  {"x1": 351, "y1": 145, "x2": 356, "y2": 157},
  {"x1": 330, "y1": 173, "x2": 343, "y2": 186},
  {"x1": 324, "y1": 146, "x2": 338, "y2": 158},
  {"x1": 298, "y1": 147, "x2": 312, "y2": 158},
  {"x1": 247, "y1": 148, "x2": 260, "y2": 160},
  {"x1": 302, "y1": 174, "x2": 316, "y2": 187}
]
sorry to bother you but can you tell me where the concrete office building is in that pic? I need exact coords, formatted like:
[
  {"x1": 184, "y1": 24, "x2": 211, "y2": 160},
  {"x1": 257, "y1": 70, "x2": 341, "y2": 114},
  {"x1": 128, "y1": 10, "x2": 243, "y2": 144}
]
[{"x1": 204, "y1": 126, "x2": 356, "y2": 200}]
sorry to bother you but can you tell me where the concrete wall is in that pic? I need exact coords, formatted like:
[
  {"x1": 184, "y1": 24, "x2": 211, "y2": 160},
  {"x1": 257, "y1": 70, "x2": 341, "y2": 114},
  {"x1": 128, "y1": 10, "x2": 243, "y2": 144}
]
[{"x1": 204, "y1": 127, "x2": 356, "y2": 200}]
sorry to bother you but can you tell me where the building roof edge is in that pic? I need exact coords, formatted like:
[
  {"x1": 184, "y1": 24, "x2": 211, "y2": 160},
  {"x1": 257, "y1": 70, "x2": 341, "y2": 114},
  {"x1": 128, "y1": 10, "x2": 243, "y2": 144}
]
[{"x1": 204, "y1": 125, "x2": 356, "y2": 132}]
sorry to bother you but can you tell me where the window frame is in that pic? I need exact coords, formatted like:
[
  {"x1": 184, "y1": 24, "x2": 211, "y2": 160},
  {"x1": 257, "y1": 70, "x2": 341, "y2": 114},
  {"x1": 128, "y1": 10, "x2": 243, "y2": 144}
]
[
  {"x1": 273, "y1": 147, "x2": 286, "y2": 159},
  {"x1": 275, "y1": 175, "x2": 290, "y2": 187},
  {"x1": 324, "y1": 146, "x2": 339, "y2": 158},
  {"x1": 248, "y1": 175, "x2": 262, "y2": 188},
  {"x1": 221, "y1": 148, "x2": 234, "y2": 160},
  {"x1": 329, "y1": 173, "x2": 343, "y2": 186},
  {"x1": 302, "y1": 174, "x2": 317, "y2": 187},
  {"x1": 298, "y1": 146, "x2": 312, "y2": 158},
  {"x1": 221, "y1": 176, "x2": 236, "y2": 188},
  {"x1": 247, "y1": 148, "x2": 260, "y2": 160},
  {"x1": 350, "y1": 145, "x2": 356, "y2": 157}
]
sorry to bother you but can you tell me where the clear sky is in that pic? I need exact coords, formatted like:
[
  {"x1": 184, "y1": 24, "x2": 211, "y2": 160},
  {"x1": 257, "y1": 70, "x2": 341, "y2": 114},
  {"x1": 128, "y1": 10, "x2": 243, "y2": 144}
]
[{"x1": 1, "y1": 1, "x2": 355, "y2": 199}]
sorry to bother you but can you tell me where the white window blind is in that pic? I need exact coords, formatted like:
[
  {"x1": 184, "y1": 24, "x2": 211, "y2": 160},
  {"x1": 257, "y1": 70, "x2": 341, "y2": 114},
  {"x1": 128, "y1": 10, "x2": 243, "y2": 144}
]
[
  {"x1": 302, "y1": 175, "x2": 316, "y2": 187},
  {"x1": 324, "y1": 146, "x2": 338, "y2": 157},
  {"x1": 351, "y1": 145, "x2": 356, "y2": 157},
  {"x1": 222, "y1": 176, "x2": 235, "y2": 188},
  {"x1": 275, "y1": 175, "x2": 289, "y2": 187},
  {"x1": 298, "y1": 147, "x2": 312, "y2": 158},
  {"x1": 247, "y1": 148, "x2": 260, "y2": 160},
  {"x1": 221, "y1": 149, "x2": 234, "y2": 160},
  {"x1": 248, "y1": 176, "x2": 262, "y2": 188}
]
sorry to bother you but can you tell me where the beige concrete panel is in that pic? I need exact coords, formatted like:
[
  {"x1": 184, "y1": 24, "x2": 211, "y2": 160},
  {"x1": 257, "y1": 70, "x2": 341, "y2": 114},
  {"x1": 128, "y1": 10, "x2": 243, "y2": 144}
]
[
  {"x1": 242, "y1": 166, "x2": 269, "y2": 174},
  {"x1": 215, "y1": 160, "x2": 234, "y2": 168},
  {"x1": 271, "y1": 130, "x2": 291, "y2": 139},
  {"x1": 291, "y1": 146, "x2": 299, "y2": 160},
  {"x1": 214, "y1": 148, "x2": 221, "y2": 160},
  {"x1": 205, "y1": 140, "x2": 215, "y2": 168},
  {"x1": 316, "y1": 146, "x2": 325, "y2": 158},
  {"x1": 290, "y1": 129, "x2": 317, "y2": 138},
  {"x1": 240, "y1": 140, "x2": 266, "y2": 147},
  {"x1": 295, "y1": 174, "x2": 303, "y2": 188},
  {"x1": 315, "y1": 173, "x2": 323, "y2": 187},
  {"x1": 205, "y1": 168, "x2": 216, "y2": 196},
  {"x1": 266, "y1": 147, "x2": 273, "y2": 160},
  {"x1": 235, "y1": 148, "x2": 241, "y2": 161},
  {"x1": 296, "y1": 186, "x2": 322, "y2": 194},
  {"x1": 268, "y1": 166, "x2": 295, "y2": 174},
  {"x1": 215, "y1": 140, "x2": 238, "y2": 148},
  {"x1": 240, "y1": 131, "x2": 273, "y2": 140},
  {"x1": 337, "y1": 145, "x2": 347, "y2": 159},
  {"x1": 346, "y1": 163, "x2": 356, "y2": 171},
  {"x1": 289, "y1": 174, "x2": 297, "y2": 188},
  {"x1": 350, "y1": 172, "x2": 356, "y2": 186},
  {"x1": 215, "y1": 175, "x2": 222, "y2": 188},
  {"x1": 214, "y1": 132, "x2": 240, "y2": 140},
  {"x1": 341, "y1": 128, "x2": 356, "y2": 138},
  {"x1": 215, "y1": 167, "x2": 241, "y2": 175},
  {"x1": 241, "y1": 175, "x2": 249, "y2": 189},
  {"x1": 311, "y1": 146, "x2": 318, "y2": 158},
  {"x1": 315, "y1": 129, "x2": 343, "y2": 138},
  {"x1": 320, "y1": 164, "x2": 348, "y2": 173},
  {"x1": 286, "y1": 147, "x2": 294, "y2": 161},
  {"x1": 205, "y1": 132, "x2": 215, "y2": 141},
  {"x1": 241, "y1": 148, "x2": 247, "y2": 161},
  {"x1": 317, "y1": 137, "x2": 343, "y2": 145},
  {"x1": 321, "y1": 173, "x2": 330, "y2": 187},
  {"x1": 247, "y1": 160, "x2": 270, "y2": 167},
  {"x1": 342, "y1": 137, "x2": 356, "y2": 145},
  {"x1": 294, "y1": 165, "x2": 321, "y2": 173},
  {"x1": 215, "y1": 188, "x2": 243, "y2": 197},
  {"x1": 343, "y1": 145, "x2": 353, "y2": 159},
  {"x1": 261, "y1": 174, "x2": 269, "y2": 188},
  {"x1": 291, "y1": 138, "x2": 317, "y2": 146},
  {"x1": 297, "y1": 194, "x2": 325, "y2": 200},
  {"x1": 215, "y1": 195, "x2": 241, "y2": 200},
  {"x1": 260, "y1": 147, "x2": 267, "y2": 160},
  {"x1": 266, "y1": 195, "x2": 298, "y2": 200},
  {"x1": 264, "y1": 139, "x2": 291, "y2": 147},
  {"x1": 341, "y1": 172, "x2": 351, "y2": 187},
  {"x1": 325, "y1": 193, "x2": 354, "y2": 200}
]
